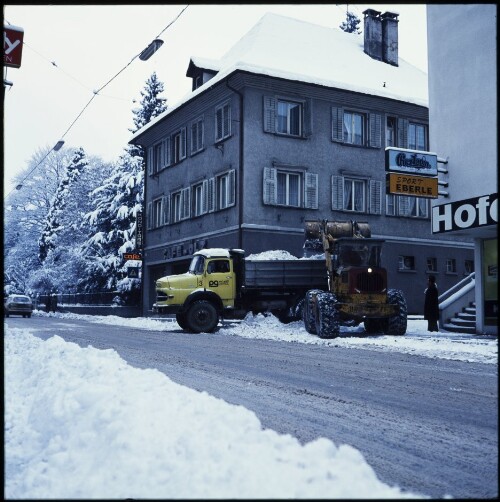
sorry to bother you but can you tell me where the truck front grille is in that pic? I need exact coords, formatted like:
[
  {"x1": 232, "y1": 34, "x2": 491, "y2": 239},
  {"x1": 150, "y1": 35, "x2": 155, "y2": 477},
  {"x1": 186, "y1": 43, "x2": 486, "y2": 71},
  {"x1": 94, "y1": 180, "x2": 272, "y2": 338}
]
[{"x1": 356, "y1": 272, "x2": 384, "y2": 293}]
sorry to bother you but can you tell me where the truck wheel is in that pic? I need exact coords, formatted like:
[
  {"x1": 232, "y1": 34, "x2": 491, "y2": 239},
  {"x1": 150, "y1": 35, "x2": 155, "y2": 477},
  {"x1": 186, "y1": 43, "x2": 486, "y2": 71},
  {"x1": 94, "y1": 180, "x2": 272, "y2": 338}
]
[
  {"x1": 315, "y1": 292, "x2": 340, "y2": 339},
  {"x1": 304, "y1": 289, "x2": 321, "y2": 334},
  {"x1": 384, "y1": 289, "x2": 407, "y2": 336},
  {"x1": 185, "y1": 300, "x2": 219, "y2": 333},
  {"x1": 176, "y1": 313, "x2": 189, "y2": 330}
]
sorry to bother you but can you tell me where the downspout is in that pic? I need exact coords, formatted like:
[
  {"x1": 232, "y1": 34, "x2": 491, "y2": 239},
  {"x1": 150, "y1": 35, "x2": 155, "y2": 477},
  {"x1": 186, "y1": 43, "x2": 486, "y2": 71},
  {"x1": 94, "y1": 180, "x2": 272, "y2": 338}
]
[{"x1": 225, "y1": 77, "x2": 244, "y2": 250}]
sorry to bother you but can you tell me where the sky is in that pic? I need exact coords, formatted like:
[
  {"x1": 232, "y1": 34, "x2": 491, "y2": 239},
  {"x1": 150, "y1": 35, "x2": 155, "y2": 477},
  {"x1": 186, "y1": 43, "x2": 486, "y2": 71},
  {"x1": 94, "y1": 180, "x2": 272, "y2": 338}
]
[
  {"x1": 3, "y1": 4, "x2": 428, "y2": 196},
  {"x1": 4, "y1": 310, "x2": 496, "y2": 499}
]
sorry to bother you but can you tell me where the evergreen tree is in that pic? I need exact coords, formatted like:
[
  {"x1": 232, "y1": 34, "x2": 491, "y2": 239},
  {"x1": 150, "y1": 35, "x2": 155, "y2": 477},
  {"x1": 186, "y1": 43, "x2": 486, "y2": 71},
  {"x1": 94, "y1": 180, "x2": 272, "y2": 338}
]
[
  {"x1": 340, "y1": 10, "x2": 361, "y2": 34},
  {"x1": 81, "y1": 72, "x2": 167, "y2": 299},
  {"x1": 38, "y1": 147, "x2": 88, "y2": 262}
]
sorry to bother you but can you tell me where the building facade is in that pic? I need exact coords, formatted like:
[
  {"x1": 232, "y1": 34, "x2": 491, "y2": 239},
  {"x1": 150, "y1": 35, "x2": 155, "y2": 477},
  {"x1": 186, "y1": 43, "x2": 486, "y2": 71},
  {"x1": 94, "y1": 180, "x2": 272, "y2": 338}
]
[
  {"x1": 427, "y1": 4, "x2": 497, "y2": 334},
  {"x1": 130, "y1": 11, "x2": 474, "y2": 315}
]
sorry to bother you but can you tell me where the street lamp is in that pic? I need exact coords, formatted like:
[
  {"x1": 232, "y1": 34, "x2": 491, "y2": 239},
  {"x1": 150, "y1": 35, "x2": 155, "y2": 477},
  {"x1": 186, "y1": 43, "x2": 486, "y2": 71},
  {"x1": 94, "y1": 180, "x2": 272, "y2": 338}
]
[
  {"x1": 53, "y1": 140, "x2": 65, "y2": 151},
  {"x1": 139, "y1": 39, "x2": 164, "y2": 61}
]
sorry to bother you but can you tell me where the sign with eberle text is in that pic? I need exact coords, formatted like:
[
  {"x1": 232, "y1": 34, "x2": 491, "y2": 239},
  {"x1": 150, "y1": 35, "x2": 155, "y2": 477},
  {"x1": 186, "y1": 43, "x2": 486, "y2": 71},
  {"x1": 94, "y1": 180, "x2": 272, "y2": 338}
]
[
  {"x1": 386, "y1": 173, "x2": 438, "y2": 198},
  {"x1": 385, "y1": 147, "x2": 438, "y2": 176}
]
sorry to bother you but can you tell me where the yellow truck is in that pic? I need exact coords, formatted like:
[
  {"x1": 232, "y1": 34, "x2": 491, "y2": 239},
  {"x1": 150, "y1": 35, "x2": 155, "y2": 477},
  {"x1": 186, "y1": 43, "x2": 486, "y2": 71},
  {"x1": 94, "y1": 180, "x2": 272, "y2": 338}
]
[{"x1": 153, "y1": 248, "x2": 328, "y2": 333}]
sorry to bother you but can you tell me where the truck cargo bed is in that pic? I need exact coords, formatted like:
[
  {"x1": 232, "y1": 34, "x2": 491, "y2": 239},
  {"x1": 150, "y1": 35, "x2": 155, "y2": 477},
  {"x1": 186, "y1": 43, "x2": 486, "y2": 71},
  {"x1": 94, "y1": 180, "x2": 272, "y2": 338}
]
[{"x1": 244, "y1": 259, "x2": 328, "y2": 289}]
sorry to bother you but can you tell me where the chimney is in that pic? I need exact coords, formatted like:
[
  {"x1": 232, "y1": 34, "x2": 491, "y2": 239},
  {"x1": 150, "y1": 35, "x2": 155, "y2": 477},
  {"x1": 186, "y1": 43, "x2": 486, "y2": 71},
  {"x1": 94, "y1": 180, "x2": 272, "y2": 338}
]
[
  {"x1": 381, "y1": 11, "x2": 399, "y2": 66},
  {"x1": 363, "y1": 9, "x2": 382, "y2": 61}
]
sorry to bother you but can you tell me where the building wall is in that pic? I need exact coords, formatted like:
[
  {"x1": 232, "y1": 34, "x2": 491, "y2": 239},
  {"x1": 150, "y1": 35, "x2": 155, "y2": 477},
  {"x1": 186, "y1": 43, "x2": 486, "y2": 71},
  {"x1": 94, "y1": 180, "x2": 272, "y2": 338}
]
[
  {"x1": 427, "y1": 4, "x2": 497, "y2": 334},
  {"x1": 138, "y1": 72, "x2": 474, "y2": 316}
]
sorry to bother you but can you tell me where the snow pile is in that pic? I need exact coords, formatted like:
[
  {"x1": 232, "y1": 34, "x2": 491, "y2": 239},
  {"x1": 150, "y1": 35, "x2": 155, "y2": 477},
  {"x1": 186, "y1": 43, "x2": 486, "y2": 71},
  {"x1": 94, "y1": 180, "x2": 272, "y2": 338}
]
[
  {"x1": 246, "y1": 249, "x2": 298, "y2": 260},
  {"x1": 4, "y1": 328, "x2": 423, "y2": 499}
]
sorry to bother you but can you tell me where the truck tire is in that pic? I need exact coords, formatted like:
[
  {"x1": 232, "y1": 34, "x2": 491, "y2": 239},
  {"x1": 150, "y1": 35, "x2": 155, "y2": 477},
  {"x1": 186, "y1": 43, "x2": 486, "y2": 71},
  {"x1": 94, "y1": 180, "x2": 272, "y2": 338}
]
[
  {"x1": 304, "y1": 289, "x2": 321, "y2": 334},
  {"x1": 176, "y1": 313, "x2": 189, "y2": 330},
  {"x1": 185, "y1": 300, "x2": 219, "y2": 333},
  {"x1": 315, "y1": 292, "x2": 340, "y2": 339},
  {"x1": 384, "y1": 289, "x2": 407, "y2": 336}
]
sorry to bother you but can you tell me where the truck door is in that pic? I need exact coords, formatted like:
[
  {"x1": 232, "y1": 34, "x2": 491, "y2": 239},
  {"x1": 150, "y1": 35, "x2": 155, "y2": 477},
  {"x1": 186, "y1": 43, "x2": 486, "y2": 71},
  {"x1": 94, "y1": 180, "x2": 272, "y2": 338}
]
[{"x1": 206, "y1": 259, "x2": 234, "y2": 305}]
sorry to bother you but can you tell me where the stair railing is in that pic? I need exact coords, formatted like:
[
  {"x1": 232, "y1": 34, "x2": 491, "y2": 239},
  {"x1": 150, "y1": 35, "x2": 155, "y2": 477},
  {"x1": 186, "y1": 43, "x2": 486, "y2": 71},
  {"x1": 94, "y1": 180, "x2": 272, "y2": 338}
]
[{"x1": 438, "y1": 272, "x2": 475, "y2": 329}]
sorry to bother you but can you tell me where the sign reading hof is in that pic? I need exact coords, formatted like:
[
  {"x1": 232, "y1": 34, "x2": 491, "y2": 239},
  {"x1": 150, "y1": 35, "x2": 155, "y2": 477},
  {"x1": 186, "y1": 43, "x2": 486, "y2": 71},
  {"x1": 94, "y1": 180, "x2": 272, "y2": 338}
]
[
  {"x1": 432, "y1": 193, "x2": 498, "y2": 234},
  {"x1": 385, "y1": 147, "x2": 438, "y2": 177}
]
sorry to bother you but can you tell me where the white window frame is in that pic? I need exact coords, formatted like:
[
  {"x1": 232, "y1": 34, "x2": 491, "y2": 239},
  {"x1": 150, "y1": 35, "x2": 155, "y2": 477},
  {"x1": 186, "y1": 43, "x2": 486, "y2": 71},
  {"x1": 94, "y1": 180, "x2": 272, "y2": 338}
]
[
  {"x1": 426, "y1": 257, "x2": 437, "y2": 273},
  {"x1": 343, "y1": 178, "x2": 366, "y2": 212},
  {"x1": 277, "y1": 171, "x2": 301, "y2": 207},
  {"x1": 191, "y1": 117, "x2": 204, "y2": 154},
  {"x1": 192, "y1": 180, "x2": 209, "y2": 217},
  {"x1": 152, "y1": 197, "x2": 163, "y2": 228},
  {"x1": 263, "y1": 167, "x2": 318, "y2": 209},
  {"x1": 216, "y1": 170, "x2": 235, "y2": 210},
  {"x1": 276, "y1": 99, "x2": 302, "y2": 137},
  {"x1": 408, "y1": 122, "x2": 427, "y2": 151},
  {"x1": 343, "y1": 111, "x2": 365, "y2": 145},
  {"x1": 446, "y1": 258, "x2": 457, "y2": 274},
  {"x1": 386, "y1": 195, "x2": 429, "y2": 218}
]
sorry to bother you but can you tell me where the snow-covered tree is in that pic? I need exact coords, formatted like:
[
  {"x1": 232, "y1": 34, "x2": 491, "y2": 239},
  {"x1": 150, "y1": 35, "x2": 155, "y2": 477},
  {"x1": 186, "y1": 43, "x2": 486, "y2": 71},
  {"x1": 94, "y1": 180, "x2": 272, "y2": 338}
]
[
  {"x1": 38, "y1": 148, "x2": 88, "y2": 262},
  {"x1": 340, "y1": 10, "x2": 362, "y2": 34},
  {"x1": 80, "y1": 72, "x2": 167, "y2": 300}
]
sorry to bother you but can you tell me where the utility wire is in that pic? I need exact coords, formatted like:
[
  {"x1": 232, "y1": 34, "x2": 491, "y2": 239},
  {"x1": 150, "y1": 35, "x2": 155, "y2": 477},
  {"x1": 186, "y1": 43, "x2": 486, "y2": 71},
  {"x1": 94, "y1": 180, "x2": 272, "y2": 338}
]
[{"x1": 5, "y1": 4, "x2": 190, "y2": 199}]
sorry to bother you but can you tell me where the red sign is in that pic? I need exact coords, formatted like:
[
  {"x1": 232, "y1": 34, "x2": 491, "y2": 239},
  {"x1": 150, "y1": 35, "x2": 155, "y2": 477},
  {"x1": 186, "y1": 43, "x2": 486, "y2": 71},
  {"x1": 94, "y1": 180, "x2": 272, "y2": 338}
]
[
  {"x1": 123, "y1": 252, "x2": 142, "y2": 261},
  {"x1": 4, "y1": 25, "x2": 24, "y2": 68}
]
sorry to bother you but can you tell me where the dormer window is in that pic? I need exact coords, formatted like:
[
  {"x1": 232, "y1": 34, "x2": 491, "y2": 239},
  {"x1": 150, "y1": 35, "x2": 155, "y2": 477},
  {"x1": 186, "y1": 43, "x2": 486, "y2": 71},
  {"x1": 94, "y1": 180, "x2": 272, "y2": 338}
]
[{"x1": 194, "y1": 74, "x2": 203, "y2": 90}]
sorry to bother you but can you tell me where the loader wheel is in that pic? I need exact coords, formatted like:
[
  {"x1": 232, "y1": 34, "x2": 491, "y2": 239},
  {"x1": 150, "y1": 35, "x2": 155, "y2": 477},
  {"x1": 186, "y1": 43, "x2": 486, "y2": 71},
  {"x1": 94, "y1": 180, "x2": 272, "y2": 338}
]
[
  {"x1": 185, "y1": 300, "x2": 219, "y2": 333},
  {"x1": 384, "y1": 289, "x2": 408, "y2": 336},
  {"x1": 315, "y1": 292, "x2": 340, "y2": 339},
  {"x1": 304, "y1": 289, "x2": 321, "y2": 334}
]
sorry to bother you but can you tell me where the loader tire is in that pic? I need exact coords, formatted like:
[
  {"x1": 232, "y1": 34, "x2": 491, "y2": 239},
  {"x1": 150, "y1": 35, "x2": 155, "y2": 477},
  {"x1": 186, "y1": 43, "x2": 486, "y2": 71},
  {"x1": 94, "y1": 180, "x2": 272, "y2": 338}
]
[
  {"x1": 315, "y1": 292, "x2": 340, "y2": 339},
  {"x1": 303, "y1": 289, "x2": 321, "y2": 335},
  {"x1": 185, "y1": 300, "x2": 219, "y2": 333},
  {"x1": 384, "y1": 289, "x2": 407, "y2": 336}
]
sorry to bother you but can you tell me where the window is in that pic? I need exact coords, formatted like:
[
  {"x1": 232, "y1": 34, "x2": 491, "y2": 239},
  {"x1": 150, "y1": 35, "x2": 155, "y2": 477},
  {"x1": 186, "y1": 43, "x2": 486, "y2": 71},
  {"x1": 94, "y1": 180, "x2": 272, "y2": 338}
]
[
  {"x1": 465, "y1": 259, "x2": 474, "y2": 275},
  {"x1": 277, "y1": 100, "x2": 302, "y2": 136},
  {"x1": 386, "y1": 117, "x2": 396, "y2": 147},
  {"x1": 170, "y1": 188, "x2": 190, "y2": 223},
  {"x1": 215, "y1": 102, "x2": 231, "y2": 142},
  {"x1": 446, "y1": 258, "x2": 457, "y2": 274},
  {"x1": 191, "y1": 117, "x2": 204, "y2": 154},
  {"x1": 192, "y1": 181, "x2": 208, "y2": 217},
  {"x1": 331, "y1": 175, "x2": 382, "y2": 214},
  {"x1": 386, "y1": 195, "x2": 429, "y2": 218},
  {"x1": 171, "y1": 128, "x2": 187, "y2": 164},
  {"x1": 399, "y1": 256, "x2": 415, "y2": 271},
  {"x1": 263, "y1": 167, "x2": 318, "y2": 209},
  {"x1": 426, "y1": 257, "x2": 437, "y2": 273},
  {"x1": 408, "y1": 122, "x2": 427, "y2": 151},
  {"x1": 216, "y1": 170, "x2": 235, "y2": 210},
  {"x1": 343, "y1": 111, "x2": 364, "y2": 145}
]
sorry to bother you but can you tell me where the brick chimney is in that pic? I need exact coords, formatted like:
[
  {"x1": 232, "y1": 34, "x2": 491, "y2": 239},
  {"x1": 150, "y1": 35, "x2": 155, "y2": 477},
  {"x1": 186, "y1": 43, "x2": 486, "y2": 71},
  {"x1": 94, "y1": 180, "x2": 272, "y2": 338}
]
[
  {"x1": 363, "y1": 9, "x2": 382, "y2": 61},
  {"x1": 381, "y1": 11, "x2": 399, "y2": 66}
]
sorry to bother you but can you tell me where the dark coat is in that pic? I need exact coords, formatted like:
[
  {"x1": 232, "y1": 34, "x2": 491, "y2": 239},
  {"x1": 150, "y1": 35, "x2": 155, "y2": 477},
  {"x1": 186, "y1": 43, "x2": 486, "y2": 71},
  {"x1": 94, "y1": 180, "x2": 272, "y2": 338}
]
[{"x1": 424, "y1": 283, "x2": 439, "y2": 320}]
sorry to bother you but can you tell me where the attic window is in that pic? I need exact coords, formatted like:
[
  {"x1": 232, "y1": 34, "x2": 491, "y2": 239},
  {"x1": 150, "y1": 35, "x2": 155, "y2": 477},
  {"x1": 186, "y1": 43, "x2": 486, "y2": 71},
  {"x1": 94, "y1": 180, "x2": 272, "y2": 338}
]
[{"x1": 194, "y1": 75, "x2": 203, "y2": 90}]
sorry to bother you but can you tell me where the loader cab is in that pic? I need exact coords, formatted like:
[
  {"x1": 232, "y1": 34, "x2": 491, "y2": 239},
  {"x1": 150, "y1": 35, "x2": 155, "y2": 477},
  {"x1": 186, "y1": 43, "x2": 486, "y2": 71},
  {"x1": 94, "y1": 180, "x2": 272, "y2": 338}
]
[{"x1": 332, "y1": 238, "x2": 384, "y2": 268}]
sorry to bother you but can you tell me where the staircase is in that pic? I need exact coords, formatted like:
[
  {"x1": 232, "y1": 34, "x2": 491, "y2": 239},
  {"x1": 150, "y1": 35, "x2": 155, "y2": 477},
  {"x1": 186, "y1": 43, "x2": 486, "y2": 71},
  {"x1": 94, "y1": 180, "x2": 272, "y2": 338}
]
[{"x1": 443, "y1": 302, "x2": 476, "y2": 334}]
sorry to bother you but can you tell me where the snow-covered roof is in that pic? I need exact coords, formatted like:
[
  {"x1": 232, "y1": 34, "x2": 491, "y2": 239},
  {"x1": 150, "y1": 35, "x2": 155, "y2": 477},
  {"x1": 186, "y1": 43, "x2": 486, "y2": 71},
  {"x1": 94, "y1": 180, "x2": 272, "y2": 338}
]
[{"x1": 131, "y1": 12, "x2": 428, "y2": 143}]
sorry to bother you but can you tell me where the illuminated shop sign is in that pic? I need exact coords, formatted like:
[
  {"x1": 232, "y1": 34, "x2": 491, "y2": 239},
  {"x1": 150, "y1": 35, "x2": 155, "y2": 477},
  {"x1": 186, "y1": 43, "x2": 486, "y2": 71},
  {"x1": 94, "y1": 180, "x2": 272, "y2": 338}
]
[{"x1": 385, "y1": 147, "x2": 438, "y2": 177}]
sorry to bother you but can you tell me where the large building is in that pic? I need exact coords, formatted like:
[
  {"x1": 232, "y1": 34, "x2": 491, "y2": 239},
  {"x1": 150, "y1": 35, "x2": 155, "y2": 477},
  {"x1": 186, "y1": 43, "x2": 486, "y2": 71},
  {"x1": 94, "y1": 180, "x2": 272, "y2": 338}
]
[
  {"x1": 130, "y1": 11, "x2": 474, "y2": 315},
  {"x1": 427, "y1": 4, "x2": 497, "y2": 335}
]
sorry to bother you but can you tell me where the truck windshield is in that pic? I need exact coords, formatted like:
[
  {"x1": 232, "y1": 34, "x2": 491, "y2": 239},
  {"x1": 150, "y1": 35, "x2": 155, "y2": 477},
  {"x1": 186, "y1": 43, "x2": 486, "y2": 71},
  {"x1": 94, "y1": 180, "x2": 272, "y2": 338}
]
[
  {"x1": 188, "y1": 255, "x2": 205, "y2": 275},
  {"x1": 338, "y1": 243, "x2": 381, "y2": 267}
]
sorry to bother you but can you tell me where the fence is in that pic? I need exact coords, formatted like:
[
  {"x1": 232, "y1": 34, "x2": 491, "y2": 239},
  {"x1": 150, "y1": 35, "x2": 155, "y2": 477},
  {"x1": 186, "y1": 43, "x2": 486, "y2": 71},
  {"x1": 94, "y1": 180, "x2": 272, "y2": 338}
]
[{"x1": 37, "y1": 291, "x2": 140, "y2": 308}]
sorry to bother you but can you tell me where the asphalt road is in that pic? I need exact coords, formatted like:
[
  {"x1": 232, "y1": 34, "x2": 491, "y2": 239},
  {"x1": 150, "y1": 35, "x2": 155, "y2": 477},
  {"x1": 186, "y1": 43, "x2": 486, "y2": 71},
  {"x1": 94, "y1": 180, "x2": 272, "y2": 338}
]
[{"x1": 6, "y1": 315, "x2": 498, "y2": 499}]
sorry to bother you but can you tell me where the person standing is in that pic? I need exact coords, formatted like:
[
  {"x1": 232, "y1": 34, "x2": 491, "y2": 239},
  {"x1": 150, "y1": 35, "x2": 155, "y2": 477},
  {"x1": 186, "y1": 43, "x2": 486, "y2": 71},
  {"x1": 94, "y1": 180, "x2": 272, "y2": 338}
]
[{"x1": 424, "y1": 275, "x2": 439, "y2": 332}]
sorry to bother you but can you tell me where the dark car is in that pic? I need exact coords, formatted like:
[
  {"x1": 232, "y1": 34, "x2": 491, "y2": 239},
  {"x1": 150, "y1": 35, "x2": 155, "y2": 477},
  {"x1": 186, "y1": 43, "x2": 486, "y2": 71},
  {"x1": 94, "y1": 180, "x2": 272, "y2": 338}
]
[{"x1": 4, "y1": 294, "x2": 33, "y2": 318}]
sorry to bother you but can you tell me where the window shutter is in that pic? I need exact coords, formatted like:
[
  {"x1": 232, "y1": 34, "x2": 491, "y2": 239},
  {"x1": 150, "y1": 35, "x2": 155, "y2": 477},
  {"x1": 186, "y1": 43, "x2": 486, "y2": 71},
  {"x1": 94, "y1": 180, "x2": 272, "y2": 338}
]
[
  {"x1": 199, "y1": 119, "x2": 204, "y2": 150},
  {"x1": 202, "y1": 179, "x2": 209, "y2": 214},
  {"x1": 303, "y1": 98, "x2": 313, "y2": 138},
  {"x1": 397, "y1": 119, "x2": 409, "y2": 148},
  {"x1": 162, "y1": 195, "x2": 170, "y2": 225},
  {"x1": 263, "y1": 96, "x2": 276, "y2": 133},
  {"x1": 164, "y1": 137, "x2": 171, "y2": 167},
  {"x1": 263, "y1": 167, "x2": 277, "y2": 205},
  {"x1": 369, "y1": 113, "x2": 382, "y2": 148},
  {"x1": 208, "y1": 177, "x2": 216, "y2": 212},
  {"x1": 147, "y1": 147, "x2": 153, "y2": 176},
  {"x1": 369, "y1": 180, "x2": 382, "y2": 214},
  {"x1": 331, "y1": 107, "x2": 343, "y2": 143},
  {"x1": 224, "y1": 104, "x2": 231, "y2": 137},
  {"x1": 331, "y1": 175, "x2": 344, "y2": 210},
  {"x1": 181, "y1": 187, "x2": 190, "y2": 220},
  {"x1": 227, "y1": 169, "x2": 236, "y2": 207},
  {"x1": 304, "y1": 172, "x2": 318, "y2": 209},
  {"x1": 146, "y1": 202, "x2": 152, "y2": 229},
  {"x1": 180, "y1": 127, "x2": 187, "y2": 160}
]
